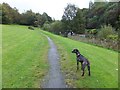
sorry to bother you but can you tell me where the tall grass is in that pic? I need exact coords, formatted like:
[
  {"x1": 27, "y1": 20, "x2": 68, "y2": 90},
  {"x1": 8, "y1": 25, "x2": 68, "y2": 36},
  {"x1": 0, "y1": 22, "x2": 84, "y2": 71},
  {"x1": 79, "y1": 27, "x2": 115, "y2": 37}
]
[
  {"x1": 69, "y1": 35, "x2": 118, "y2": 52},
  {"x1": 70, "y1": 25, "x2": 118, "y2": 52}
]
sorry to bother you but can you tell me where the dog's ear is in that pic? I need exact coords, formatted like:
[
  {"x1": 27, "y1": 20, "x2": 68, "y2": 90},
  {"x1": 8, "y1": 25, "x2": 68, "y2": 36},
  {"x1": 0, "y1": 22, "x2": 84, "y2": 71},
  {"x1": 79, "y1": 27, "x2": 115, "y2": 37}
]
[
  {"x1": 76, "y1": 49, "x2": 78, "y2": 52},
  {"x1": 72, "y1": 48, "x2": 76, "y2": 53},
  {"x1": 76, "y1": 49, "x2": 80, "y2": 53}
]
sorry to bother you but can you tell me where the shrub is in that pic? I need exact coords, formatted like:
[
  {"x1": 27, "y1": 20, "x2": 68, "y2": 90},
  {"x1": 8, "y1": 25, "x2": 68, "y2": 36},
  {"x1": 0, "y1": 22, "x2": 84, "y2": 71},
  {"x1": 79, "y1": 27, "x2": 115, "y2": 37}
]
[
  {"x1": 28, "y1": 26, "x2": 34, "y2": 30},
  {"x1": 85, "y1": 29, "x2": 98, "y2": 38},
  {"x1": 97, "y1": 25, "x2": 115, "y2": 39},
  {"x1": 89, "y1": 29, "x2": 98, "y2": 35},
  {"x1": 107, "y1": 34, "x2": 118, "y2": 41},
  {"x1": 49, "y1": 21, "x2": 63, "y2": 35},
  {"x1": 42, "y1": 23, "x2": 51, "y2": 31}
]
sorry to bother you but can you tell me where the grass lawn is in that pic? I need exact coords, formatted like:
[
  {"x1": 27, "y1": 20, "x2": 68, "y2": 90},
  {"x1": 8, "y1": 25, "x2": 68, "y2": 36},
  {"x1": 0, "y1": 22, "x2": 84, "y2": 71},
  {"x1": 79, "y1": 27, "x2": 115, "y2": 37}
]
[
  {"x1": 2, "y1": 25, "x2": 49, "y2": 88},
  {"x1": 2, "y1": 24, "x2": 118, "y2": 88},
  {"x1": 41, "y1": 30, "x2": 118, "y2": 88},
  {"x1": 0, "y1": 25, "x2": 2, "y2": 89}
]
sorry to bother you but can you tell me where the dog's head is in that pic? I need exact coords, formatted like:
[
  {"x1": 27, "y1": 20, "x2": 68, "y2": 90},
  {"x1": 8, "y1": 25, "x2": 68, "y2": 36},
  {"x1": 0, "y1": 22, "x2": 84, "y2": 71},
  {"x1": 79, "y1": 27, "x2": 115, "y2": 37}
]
[{"x1": 72, "y1": 48, "x2": 79, "y2": 53}]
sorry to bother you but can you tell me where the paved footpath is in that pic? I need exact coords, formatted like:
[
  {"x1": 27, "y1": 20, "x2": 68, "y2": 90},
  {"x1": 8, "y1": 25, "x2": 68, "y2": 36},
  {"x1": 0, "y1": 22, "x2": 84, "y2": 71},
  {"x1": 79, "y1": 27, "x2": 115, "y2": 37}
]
[{"x1": 42, "y1": 36, "x2": 66, "y2": 88}]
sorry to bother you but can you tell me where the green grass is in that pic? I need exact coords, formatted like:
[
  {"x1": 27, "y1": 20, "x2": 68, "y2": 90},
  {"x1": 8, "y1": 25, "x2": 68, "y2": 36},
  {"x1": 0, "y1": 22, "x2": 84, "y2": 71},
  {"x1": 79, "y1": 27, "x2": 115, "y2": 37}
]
[
  {"x1": 2, "y1": 24, "x2": 118, "y2": 88},
  {"x1": 41, "y1": 30, "x2": 118, "y2": 88},
  {"x1": 0, "y1": 24, "x2": 2, "y2": 90},
  {"x1": 2, "y1": 25, "x2": 49, "y2": 88}
]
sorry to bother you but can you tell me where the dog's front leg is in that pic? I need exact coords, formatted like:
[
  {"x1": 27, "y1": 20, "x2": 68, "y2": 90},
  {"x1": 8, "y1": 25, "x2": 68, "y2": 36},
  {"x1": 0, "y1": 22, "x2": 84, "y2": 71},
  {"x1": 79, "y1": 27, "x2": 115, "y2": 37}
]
[
  {"x1": 81, "y1": 62, "x2": 83, "y2": 70},
  {"x1": 77, "y1": 61, "x2": 79, "y2": 71}
]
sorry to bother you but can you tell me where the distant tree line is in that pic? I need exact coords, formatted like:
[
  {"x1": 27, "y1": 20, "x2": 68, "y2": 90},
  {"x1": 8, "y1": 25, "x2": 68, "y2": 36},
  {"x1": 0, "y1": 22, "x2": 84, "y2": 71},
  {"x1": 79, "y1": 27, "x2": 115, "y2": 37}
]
[
  {"x1": 61, "y1": 1, "x2": 120, "y2": 35},
  {"x1": 0, "y1": 3, "x2": 53, "y2": 27},
  {"x1": 41, "y1": 1, "x2": 119, "y2": 37},
  {"x1": 1, "y1": 2, "x2": 120, "y2": 36}
]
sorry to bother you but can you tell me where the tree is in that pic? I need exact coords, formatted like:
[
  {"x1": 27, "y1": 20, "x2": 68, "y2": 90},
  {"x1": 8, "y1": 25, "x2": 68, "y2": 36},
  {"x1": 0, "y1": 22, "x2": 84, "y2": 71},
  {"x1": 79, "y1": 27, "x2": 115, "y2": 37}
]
[
  {"x1": 20, "y1": 10, "x2": 36, "y2": 25},
  {"x1": 39, "y1": 12, "x2": 52, "y2": 27},
  {"x1": 0, "y1": 4, "x2": 2, "y2": 24},
  {"x1": 87, "y1": 2, "x2": 107, "y2": 29},
  {"x1": 73, "y1": 9, "x2": 85, "y2": 34},
  {"x1": 62, "y1": 4, "x2": 78, "y2": 33},
  {"x1": 1, "y1": 3, "x2": 53, "y2": 26},
  {"x1": 49, "y1": 21, "x2": 63, "y2": 34},
  {"x1": 2, "y1": 3, "x2": 14, "y2": 24},
  {"x1": 104, "y1": 2, "x2": 119, "y2": 29},
  {"x1": 12, "y1": 7, "x2": 21, "y2": 24},
  {"x1": 89, "y1": 1, "x2": 94, "y2": 10},
  {"x1": 2, "y1": 3, "x2": 21, "y2": 24}
]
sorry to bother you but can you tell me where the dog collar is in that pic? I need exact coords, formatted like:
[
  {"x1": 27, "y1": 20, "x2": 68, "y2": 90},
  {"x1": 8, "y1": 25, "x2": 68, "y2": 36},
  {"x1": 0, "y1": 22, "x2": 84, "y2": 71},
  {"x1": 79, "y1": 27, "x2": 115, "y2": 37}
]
[{"x1": 77, "y1": 54, "x2": 80, "y2": 57}]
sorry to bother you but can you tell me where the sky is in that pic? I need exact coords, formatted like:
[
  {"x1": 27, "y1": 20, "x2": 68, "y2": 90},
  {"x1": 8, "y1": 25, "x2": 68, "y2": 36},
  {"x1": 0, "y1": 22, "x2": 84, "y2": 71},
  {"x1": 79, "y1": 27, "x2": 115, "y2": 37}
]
[{"x1": 0, "y1": 0, "x2": 109, "y2": 20}]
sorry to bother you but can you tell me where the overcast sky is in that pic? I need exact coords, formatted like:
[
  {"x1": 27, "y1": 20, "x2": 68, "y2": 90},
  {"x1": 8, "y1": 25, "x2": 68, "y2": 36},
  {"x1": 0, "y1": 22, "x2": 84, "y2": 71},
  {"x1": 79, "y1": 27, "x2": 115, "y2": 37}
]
[{"x1": 0, "y1": 0, "x2": 109, "y2": 20}]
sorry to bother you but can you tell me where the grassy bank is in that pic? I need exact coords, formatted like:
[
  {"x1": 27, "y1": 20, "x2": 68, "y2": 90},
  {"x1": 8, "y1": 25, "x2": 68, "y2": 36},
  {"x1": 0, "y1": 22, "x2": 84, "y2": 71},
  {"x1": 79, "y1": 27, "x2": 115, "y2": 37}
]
[
  {"x1": 2, "y1": 24, "x2": 118, "y2": 88},
  {"x1": 41, "y1": 30, "x2": 118, "y2": 88},
  {"x1": 0, "y1": 24, "x2": 2, "y2": 89},
  {"x1": 2, "y1": 25, "x2": 49, "y2": 88}
]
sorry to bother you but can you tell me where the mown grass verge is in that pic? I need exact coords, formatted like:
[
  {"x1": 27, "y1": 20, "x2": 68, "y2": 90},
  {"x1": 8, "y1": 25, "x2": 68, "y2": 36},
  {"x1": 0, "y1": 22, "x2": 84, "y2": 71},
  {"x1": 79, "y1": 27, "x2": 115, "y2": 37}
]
[
  {"x1": 0, "y1": 24, "x2": 2, "y2": 90},
  {"x1": 2, "y1": 25, "x2": 49, "y2": 88},
  {"x1": 41, "y1": 30, "x2": 118, "y2": 88}
]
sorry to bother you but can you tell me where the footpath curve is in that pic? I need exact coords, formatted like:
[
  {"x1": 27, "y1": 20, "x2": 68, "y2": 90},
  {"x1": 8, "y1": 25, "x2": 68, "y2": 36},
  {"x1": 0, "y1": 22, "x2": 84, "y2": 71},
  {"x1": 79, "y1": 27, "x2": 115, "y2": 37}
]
[{"x1": 42, "y1": 36, "x2": 66, "y2": 88}]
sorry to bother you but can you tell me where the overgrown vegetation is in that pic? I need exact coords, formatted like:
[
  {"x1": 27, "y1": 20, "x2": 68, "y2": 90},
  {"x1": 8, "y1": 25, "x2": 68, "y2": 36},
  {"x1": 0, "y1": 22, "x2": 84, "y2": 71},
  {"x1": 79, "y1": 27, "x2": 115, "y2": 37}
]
[
  {"x1": 69, "y1": 25, "x2": 119, "y2": 52},
  {"x1": 97, "y1": 25, "x2": 117, "y2": 40}
]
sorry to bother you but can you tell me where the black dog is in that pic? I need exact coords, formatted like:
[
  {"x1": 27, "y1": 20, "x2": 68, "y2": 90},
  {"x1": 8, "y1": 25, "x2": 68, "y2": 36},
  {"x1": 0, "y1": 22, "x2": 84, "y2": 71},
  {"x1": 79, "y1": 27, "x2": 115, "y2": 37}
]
[{"x1": 72, "y1": 49, "x2": 90, "y2": 76}]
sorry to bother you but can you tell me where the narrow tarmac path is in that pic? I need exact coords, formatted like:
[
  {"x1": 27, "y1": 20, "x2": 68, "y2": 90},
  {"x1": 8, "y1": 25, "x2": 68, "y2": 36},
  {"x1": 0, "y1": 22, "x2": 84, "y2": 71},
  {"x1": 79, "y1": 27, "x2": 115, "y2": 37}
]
[{"x1": 42, "y1": 36, "x2": 66, "y2": 88}]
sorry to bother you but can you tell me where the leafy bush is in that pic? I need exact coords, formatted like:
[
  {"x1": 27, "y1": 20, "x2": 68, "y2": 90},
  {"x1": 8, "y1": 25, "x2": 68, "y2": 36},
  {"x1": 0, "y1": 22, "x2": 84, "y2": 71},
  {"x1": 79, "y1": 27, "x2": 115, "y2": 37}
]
[
  {"x1": 97, "y1": 25, "x2": 116, "y2": 39},
  {"x1": 85, "y1": 29, "x2": 98, "y2": 38},
  {"x1": 42, "y1": 23, "x2": 51, "y2": 31},
  {"x1": 89, "y1": 29, "x2": 98, "y2": 35},
  {"x1": 107, "y1": 34, "x2": 118, "y2": 41},
  {"x1": 49, "y1": 21, "x2": 63, "y2": 35},
  {"x1": 28, "y1": 26, "x2": 34, "y2": 30}
]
